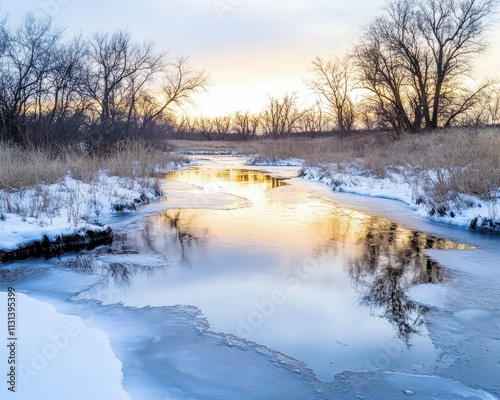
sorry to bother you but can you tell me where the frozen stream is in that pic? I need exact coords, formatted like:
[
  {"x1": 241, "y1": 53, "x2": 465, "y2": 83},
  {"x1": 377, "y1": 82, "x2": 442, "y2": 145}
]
[
  {"x1": 80, "y1": 165, "x2": 469, "y2": 377},
  {"x1": 1, "y1": 155, "x2": 499, "y2": 399}
]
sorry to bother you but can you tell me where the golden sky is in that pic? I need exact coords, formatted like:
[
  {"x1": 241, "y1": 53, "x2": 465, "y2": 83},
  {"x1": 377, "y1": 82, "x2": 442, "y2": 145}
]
[{"x1": 3, "y1": 0, "x2": 499, "y2": 117}]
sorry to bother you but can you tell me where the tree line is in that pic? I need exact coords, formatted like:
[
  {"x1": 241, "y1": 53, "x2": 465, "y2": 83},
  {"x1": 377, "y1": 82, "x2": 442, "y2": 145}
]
[
  {"x1": 159, "y1": 0, "x2": 500, "y2": 139},
  {"x1": 307, "y1": 0, "x2": 500, "y2": 135},
  {"x1": 172, "y1": 95, "x2": 332, "y2": 141},
  {"x1": 0, "y1": 14, "x2": 206, "y2": 151},
  {"x1": 1, "y1": 0, "x2": 499, "y2": 148}
]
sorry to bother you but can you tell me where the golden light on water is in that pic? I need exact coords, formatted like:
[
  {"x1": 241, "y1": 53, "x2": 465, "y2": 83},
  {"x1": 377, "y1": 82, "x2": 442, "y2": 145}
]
[{"x1": 164, "y1": 168, "x2": 472, "y2": 256}]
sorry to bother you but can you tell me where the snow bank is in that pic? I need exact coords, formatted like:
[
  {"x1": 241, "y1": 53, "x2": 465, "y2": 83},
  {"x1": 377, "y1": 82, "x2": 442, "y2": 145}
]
[
  {"x1": 0, "y1": 291, "x2": 129, "y2": 400},
  {"x1": 247, "y1": 156, "x2": 304, "y2": 167},
  {"x1": 299, "y1": 164, "x2": 500, "y2": 232},
  {"x1": 0, "y1": 173, "x2": 164, "y2": 258},
  {"x1": 173, "y1": 150, "x2": 237, "y2": 156}
]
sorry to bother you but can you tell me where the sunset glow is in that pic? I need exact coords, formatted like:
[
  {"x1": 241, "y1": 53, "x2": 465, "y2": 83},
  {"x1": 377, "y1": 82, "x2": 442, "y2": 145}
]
[{"x1": 3, "y1": 0, "x2": 498, "y2": 118}]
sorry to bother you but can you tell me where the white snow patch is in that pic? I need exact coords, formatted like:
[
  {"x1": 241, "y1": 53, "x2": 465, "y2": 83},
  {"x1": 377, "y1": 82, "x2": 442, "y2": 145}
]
[
  {"x1": 247, "y1": 157, "x2": 304, "y2": 167},
  {"x1": 0, "y1": 291, "x2": 129, "y2": 400},
  {"x1": 406, "y1": 284, "x2": 451, "y2": 310}
]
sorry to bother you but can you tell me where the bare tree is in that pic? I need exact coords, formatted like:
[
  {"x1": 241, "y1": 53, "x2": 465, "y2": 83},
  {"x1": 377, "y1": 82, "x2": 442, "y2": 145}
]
[
  {"x1": 233, "y1": 111, "x2": 260, "y2": 140},
  {"x1": 261, "y1": 93, "x2": 303, "y2": 138},
  {"x1": 213, "y1": 115, "x2": 232, "y2": 140},
  {"x1": 307, "y1": 56, "x2": 357, "y2": 132},
  {"x1": 136, "y1": 56, "x2": 208, "y2": 136},
  {"x1": 418, "y1": 0, "x2": 498, "y2": 128},
  {"x1": 484, "y1": 84, "x2": 500, "y2": 125},
  {"x1": 175, "y1": 114, "x2": 197, "y2": 139},
  {"x1": 197, "y1": 116, "x2": 215, "y2": 141},
  {"x1": 297, "y1": 99, "x2": 333, "y2": 138},
  {"x1": 41, "y1": 36, "x2": 90, "y2": 142},
  {"x1": 0, "y1": 15, "x2": 62, "y2": 144},
  {"x1": 84, "y1": 31, "x2": 207, "y2": 147},
  {"x1": 354, "y1": 0, "x2": 499, "y2": 132},
  {"x1": 0, "y1": 12, "x2": 207, "y2": 148},
  {"x1": 453, "y1": 80, "x2": 500, "y2": 126},
  {"x1": 86, "y1": 31, "x2": 163, "y2": 127}
]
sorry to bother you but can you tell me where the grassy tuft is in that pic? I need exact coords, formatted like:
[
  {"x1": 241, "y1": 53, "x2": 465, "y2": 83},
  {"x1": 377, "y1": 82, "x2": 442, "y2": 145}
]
[
  {"x1": 0, "y1": 142, "x2": 68, "y2": 190},
  {"x1": 0, "y1": 140, "x2": 184, "y2": 192}
]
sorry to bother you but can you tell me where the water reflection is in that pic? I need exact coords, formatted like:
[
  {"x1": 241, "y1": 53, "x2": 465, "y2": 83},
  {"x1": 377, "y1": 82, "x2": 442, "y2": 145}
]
[
  {"x1": 0, "y1": 265, "x2": 47, "y2": 283},
  {"x1": 63, "y1": 254, "x2": 132, "y2": 286},
  {"x1": 166, "y1": 168, "x2": 287, "y2": 191},
  {"x1": 346, "y1": 226, "x2": 446, "y2": 343},
  {"x1": 145, "y1": 210, "x2": 210, "y2": 266},
  {"x1": 306, "y1": 208, "x2": 470, "y2": 343},
  {"x1": 104, "y1": 212, "x2": 209, "y2": 267},
  {"x1": 78, "y1": 166, "x2": 471, "y2": 379},
  {"x1": 59, "y1": 252, "x2": 173, "y2": 290},
  {"x1": 141, "y1": 200, "x2": 461, "y2": 345}
]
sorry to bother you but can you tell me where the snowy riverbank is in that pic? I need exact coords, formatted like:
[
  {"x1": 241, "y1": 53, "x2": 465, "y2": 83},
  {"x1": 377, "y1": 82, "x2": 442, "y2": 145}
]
[
  {"x1": 0, "y1": 169, "x2": 177, "y2": 261},
  {"x1": 3, "y1": 151, "x2": 498, "y2": 261},
  {"x1": 248, "y1": 157, "x2": 500, "y2": 232}
]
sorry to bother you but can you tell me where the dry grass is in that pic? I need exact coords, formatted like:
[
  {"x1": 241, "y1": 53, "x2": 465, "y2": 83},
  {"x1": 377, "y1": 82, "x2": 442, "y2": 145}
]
[
  {"x1": 0, "y1": 140, "x2": 184, "y2": 191},
  {"x1": 0, "y1": 139, "x2": 185, "y2": 224},
  {"x1": 0, "y1": 142, "x2": 68, "y2": 190},
  {"x1": 103, "y1": 139, "x2": 180, "y2": 178}
]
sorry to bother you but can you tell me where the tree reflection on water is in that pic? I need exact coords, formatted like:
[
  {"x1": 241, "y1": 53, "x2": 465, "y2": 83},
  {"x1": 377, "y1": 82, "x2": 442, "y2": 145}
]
[
  {"x1": 304, "y1": 200, "x2": 472, "y2": 345},
  {"x1": 145, "y1": 210, "x2": 210, "y2": 266},
  {"x1": 63, "y1": 254, "x2": 135, "y2": 287},
  {"x1": 346, "y1": 221, "x2": 459, "y2": 344}
]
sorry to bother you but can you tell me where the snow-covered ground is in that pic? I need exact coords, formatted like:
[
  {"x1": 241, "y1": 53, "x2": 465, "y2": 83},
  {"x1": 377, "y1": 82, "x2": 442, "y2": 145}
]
[
  {"x1": 0, "y1": 170, "x2": 174, "y2": 258},
  {"x1": 0, "y1": 291, "x2": 130, "y2": 399}
]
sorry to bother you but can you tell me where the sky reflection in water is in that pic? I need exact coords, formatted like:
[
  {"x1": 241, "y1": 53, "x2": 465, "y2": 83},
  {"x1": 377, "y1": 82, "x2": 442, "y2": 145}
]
[{"x1": 78, "y1": 167, "x2": 469, "y2": 380}]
